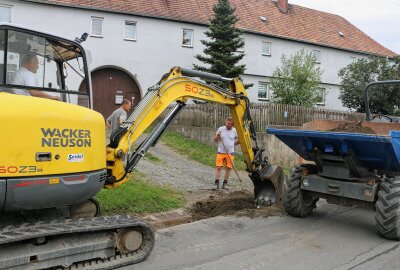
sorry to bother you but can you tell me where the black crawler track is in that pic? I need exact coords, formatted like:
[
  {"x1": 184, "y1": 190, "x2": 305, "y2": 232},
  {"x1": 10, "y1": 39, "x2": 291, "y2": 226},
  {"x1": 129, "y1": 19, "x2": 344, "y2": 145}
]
[{"x1": 0, "y1": 215, "x2": 155, "y2": 270}]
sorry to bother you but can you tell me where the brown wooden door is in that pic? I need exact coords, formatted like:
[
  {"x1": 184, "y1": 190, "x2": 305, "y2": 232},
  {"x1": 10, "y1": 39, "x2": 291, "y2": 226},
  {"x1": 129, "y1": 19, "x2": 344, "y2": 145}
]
[{"x1": 89, "y1": 68, "x2": 140, "y2": 118}]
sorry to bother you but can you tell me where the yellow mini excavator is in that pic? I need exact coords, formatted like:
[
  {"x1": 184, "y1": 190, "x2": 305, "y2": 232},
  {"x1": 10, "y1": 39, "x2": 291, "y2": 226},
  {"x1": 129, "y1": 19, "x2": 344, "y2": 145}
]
[{"x1": 0, "y1": 24, "x2": 282, "y2": 269}]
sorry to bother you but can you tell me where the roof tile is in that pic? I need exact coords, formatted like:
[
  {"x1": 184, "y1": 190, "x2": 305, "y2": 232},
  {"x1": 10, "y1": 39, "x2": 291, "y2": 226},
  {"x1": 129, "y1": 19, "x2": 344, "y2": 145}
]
[{"x1": 27, "y1": 0, "x2": 397, "y2": 57}]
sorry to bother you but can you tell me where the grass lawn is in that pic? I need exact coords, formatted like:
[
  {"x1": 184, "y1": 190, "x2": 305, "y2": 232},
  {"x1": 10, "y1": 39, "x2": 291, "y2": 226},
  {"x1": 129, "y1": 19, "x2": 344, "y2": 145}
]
[{"x1": 96, "y1": 171, "x2": 184, "y2": 215}]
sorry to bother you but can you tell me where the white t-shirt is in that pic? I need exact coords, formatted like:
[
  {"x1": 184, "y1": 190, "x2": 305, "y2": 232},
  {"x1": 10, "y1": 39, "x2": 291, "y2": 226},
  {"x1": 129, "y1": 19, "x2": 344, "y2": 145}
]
[
  {"x1": 9, "y1": 67, "x2": 36, "y2": 95},
  {"x1": 216, "y1": 126, "x2": 238, "y2": 154}
]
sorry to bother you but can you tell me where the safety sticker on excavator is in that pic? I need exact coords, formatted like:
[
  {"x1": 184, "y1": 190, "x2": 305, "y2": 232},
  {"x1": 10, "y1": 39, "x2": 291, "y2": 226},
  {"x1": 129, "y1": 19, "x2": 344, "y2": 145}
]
[{"x1": 68, "y1": 153, "x2": 84, "y2": 162}]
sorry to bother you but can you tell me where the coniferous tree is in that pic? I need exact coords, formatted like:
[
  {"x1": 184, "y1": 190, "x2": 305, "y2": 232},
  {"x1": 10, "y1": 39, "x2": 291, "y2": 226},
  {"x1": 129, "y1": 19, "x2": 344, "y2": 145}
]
[{"x1": 194, "y1": 0, "x2": 250, "y2": 87}]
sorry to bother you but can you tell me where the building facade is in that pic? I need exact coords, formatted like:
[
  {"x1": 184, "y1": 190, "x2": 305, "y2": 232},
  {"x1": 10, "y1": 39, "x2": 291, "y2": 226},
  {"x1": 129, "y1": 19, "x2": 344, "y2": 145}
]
[{"x1": 0, "y1": 0, "x2": 396, "y2": 117}]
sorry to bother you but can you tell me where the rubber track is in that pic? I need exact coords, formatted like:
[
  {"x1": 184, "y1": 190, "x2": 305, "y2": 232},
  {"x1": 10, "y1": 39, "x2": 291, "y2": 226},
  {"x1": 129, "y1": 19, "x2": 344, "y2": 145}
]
[{"x1": 0, "y1": 215, "x2": 155, "y2": 269}]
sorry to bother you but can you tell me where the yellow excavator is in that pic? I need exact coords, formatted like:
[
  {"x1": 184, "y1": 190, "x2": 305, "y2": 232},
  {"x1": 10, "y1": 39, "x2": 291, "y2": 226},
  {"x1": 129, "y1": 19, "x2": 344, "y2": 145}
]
[{"x1": 0, "y1": 24, "x2": 282, "y2": 269}]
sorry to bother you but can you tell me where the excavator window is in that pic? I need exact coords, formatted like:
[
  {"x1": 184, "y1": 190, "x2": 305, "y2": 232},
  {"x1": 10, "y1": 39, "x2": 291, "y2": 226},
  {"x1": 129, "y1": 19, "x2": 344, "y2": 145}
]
[{"x1": 0, "y1": 26, "x2": 91, "y2": 108}]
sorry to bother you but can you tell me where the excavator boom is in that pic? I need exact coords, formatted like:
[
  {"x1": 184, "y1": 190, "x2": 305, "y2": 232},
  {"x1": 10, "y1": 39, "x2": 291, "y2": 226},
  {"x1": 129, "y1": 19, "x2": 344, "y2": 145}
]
[
  {"x1": 106, "y1": 67, "x2": 256, "y2": 186},
  {"x1": 105, "y1": 67, "x2": 282, "y2": 205}
]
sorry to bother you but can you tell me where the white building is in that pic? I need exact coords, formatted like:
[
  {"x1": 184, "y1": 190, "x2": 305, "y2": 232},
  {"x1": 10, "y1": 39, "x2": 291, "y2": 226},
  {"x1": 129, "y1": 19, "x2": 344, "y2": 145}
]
[{"x1": 0, "y1": 0, "x2": 396, "y2": 117}]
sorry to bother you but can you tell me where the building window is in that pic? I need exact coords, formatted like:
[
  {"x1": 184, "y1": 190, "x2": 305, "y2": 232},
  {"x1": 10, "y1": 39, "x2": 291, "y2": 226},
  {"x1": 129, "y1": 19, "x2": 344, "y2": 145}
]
[
  {"x1": 91, "y1": 17, "x2": 104, "y2": 37},
  {"x1": 316, "y1": 87, "x2": 326, "y2": 105},
  {"x1": 0, "y1": 5, "x2": 12, "y2": 23},
  {"x1": 313, "y1": 50, "x2": 321, "y2": 63},
  {"x1": 262, "y1": 41, "x2": 271, "y2": 56},
  {"x1": 182, "y1": 29, "x2": 193, "y2": 47},
  {"x1": 258, "y1": 81, "x2": 271, "y2": 100},
  {"x1": 124, "y1": 21, "x2": 137, "y2": 40},
  {"x1": 351, "y1": 56, "x2": 357, "y2": 64}
]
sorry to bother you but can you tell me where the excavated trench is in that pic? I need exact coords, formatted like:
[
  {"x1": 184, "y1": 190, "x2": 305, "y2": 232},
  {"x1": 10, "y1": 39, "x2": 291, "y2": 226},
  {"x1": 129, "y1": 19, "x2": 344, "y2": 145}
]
[
  {"x1": 144, "y1": 190, "x2": 285, "y2": 230},
  {"x1": 190, "y1": 191, "x2": 284, "y2": 220}
]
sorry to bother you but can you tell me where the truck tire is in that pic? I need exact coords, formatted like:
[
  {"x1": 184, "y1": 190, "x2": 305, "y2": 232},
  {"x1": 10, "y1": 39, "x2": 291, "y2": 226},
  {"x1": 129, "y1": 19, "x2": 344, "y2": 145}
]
[
  {"x1": 375, "y1": 176, "x2": 400, "y2": 240},
  {"x1": 283, "y1": 164, "x2": 318, "y2": 217}
]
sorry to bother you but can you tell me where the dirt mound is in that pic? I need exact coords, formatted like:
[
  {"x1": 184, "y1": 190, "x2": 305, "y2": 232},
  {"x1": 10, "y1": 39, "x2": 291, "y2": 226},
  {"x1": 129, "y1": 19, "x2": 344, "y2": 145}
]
[
  {"x1": 189, "y1": 191, "x2": 284, "y2": 220},
  {"x1": 329, "y1": 121, "x2": 375, "y2": 134}
]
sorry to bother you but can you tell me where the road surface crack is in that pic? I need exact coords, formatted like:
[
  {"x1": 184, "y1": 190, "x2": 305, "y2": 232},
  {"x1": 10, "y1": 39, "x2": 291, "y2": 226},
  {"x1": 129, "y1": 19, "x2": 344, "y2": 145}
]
[{"x1": 331, "y1": 242, "x2": 399, "y2": 270}]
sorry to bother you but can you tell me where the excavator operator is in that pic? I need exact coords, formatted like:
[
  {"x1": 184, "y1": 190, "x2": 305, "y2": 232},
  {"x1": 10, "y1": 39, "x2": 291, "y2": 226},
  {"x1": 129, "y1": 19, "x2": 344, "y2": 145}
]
[{"x1": 9, "y1": 52, "x2": 59, "y2": 100}]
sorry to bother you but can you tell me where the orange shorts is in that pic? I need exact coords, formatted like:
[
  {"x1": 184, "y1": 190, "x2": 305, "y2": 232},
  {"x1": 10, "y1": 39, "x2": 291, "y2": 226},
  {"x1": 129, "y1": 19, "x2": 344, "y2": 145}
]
[{"x1": 216, "y1": 153, "x2": 235, "y2": 169}]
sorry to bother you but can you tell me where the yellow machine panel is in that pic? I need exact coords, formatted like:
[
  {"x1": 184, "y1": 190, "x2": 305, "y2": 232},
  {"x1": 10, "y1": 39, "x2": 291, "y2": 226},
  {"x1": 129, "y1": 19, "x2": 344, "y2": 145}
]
[{"x1": 0, "y1": 93, "x2": 106, "y2": 177}]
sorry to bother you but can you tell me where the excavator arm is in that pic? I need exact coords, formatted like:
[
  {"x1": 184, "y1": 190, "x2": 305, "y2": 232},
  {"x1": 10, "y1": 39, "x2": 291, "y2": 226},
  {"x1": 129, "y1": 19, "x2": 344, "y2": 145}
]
[{"x1": 105, "y1": 67, "x2": 282, "y2": 205}]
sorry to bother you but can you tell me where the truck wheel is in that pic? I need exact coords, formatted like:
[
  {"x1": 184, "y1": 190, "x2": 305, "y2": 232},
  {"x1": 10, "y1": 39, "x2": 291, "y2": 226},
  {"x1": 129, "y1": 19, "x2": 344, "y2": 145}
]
[
  {"x1": 375, "y1": 176, "x2": 400, "y2": 240},
  {"x1": 283, "y1": 164, "x2": 318, "y2": 217}
]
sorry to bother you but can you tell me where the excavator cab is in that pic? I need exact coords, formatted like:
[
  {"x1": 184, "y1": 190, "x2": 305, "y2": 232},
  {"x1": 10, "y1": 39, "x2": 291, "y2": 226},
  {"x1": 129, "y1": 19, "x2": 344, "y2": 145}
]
[
  {"x1": 0, "y1": 24, "x2": 91, "y2": 107},
  {"x1": 0, "y1": 24, "x2": 106, "y2": 212}
]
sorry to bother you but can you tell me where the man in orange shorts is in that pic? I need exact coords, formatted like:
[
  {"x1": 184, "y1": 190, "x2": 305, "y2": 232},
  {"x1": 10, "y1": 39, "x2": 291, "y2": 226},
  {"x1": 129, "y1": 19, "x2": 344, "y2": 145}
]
[{"x1": 214, "y1": 117, "x2": 240, "y2": 189}]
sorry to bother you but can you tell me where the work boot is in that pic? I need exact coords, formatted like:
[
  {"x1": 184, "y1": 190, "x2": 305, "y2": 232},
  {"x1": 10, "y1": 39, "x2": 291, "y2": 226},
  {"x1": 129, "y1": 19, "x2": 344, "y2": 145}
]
[
  {"x1": 222, "y1": 180, "x2": 228, "y2": 190},
  {"x1": 214, "y1": 179, "x2": 220, "y2": 190}
]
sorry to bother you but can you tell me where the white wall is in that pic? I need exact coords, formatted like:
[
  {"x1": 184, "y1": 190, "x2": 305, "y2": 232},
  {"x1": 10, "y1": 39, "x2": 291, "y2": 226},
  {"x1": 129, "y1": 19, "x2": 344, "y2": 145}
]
[
  {"x1": 241, "y1": 33, "x2": 366, "y2": 110},
  {"x1": 7, "y1": 0, "x2": 368, "y2": 111}
]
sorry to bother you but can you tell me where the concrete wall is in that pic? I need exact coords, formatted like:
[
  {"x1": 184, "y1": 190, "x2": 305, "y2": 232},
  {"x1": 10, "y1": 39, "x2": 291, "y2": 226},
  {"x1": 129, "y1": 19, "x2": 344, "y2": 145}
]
[
  {"x1": 168, "y1": 125, "x2": 301, "y2": 169},
  {"x1": 7, "y1": 0, "x2": 368, "y2": 110}
]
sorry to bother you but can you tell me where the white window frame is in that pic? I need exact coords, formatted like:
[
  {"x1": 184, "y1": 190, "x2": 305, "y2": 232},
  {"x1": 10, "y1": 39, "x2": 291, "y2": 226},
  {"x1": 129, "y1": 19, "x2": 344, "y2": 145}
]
[
  {"x1": 313, "y1": 50, "x2": 321, "y2": 63},
  {"x1": 262, "y1": 41, "x2": 271, "y2": 56},
  {"x1": 90, "y1": 17, "x2": 104, "y2": 37},
  {"x1": 316, "y1": 87, "x2": 326, "y2": 105},
  {"x1": 0, "y1": 4, "x2": 12, "y2": 23},
  {"x1": 351, "y1": 56, "x2": 357, "y2": 64},
  {"x1": 258, "y1": 81, "x2": 271, "y2": 100},
  {"x1": 124, "y1": 20, "x2": 137, "y2": 41},
  {"x1": 182, "y1": 28, "x2": 193, "y2": 47}
]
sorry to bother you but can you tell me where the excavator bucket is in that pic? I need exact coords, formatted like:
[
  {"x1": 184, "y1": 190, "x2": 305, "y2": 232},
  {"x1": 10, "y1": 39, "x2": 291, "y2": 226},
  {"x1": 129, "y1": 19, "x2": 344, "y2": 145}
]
[{"x1": 251, "y1": 164, "x2": 285, "y2": 207}]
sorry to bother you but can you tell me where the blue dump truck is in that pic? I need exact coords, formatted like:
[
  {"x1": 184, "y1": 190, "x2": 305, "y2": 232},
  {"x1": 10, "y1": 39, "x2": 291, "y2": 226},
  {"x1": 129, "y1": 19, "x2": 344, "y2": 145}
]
[{"x1": 267, "y1": 80, "x2": 400, "y2": 240}]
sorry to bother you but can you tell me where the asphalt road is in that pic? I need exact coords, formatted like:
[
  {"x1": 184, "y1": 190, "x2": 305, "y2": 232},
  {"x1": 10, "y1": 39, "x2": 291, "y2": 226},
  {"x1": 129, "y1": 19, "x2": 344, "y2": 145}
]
[{"x1": 126, "y1": 201, "x2": 400, "y2": 270}]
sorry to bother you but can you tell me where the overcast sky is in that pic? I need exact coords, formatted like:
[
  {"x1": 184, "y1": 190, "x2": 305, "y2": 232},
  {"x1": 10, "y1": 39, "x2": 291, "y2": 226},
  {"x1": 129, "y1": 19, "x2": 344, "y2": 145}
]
[{"x1": 289, "y1": 0, "x2": 400, "y2": 54}]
